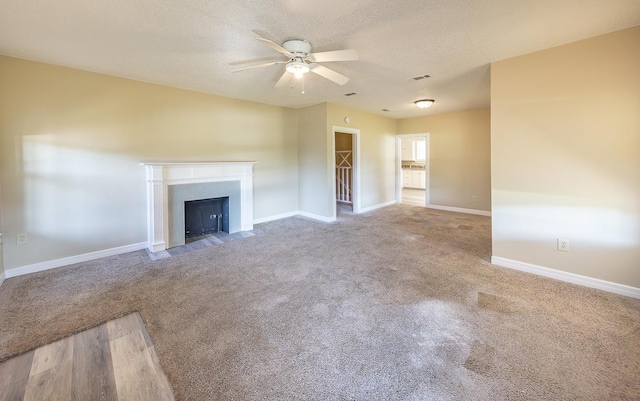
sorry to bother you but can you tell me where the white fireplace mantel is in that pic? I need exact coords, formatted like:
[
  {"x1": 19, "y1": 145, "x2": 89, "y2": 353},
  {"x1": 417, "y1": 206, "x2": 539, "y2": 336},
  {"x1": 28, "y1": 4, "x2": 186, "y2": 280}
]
[{"x1": 142, "y1": 162, "x2": 257, "y2": 252}]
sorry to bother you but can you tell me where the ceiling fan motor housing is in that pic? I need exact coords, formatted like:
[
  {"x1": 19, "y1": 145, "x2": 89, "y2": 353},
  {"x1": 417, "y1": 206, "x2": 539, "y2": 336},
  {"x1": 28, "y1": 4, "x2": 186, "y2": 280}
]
[{"x1": 282, "y1": 39, "x2": 311, "y2": 56}]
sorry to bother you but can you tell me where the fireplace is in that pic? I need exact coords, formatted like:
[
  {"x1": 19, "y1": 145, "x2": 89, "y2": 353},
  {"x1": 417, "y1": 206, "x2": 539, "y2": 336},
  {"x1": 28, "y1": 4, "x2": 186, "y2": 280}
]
[
  {"x1": 167, "y1": 181, "x2": 241, "y2": 248},
  {"x1": 142, "y1": 162, "x2": 256, "y2": 252},
  {"x1": 184, "y1": 197, "x2": 229, "y2": 239}
]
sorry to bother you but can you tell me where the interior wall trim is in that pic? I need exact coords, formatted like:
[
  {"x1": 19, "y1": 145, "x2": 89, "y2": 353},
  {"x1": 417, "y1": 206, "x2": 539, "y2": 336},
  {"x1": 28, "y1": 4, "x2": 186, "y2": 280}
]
[
  {"x1": 427, "y1": 204, "x2": 491, "y2": 216},
  {"x1": 256, "y1": 201, "x2": 397, "y2": 225},
  {"x1": 360, "y1": 200, "x2": 397, "y2": 213},
  {"x1": 492, "y1": 256, "x2": 640, "y2": 299},
  {"x1": 0, "y1": 271, "x2": 5, "y2": 287},
  {"x1": 253, "y1": 211, "x2": 299, "y2": 225},
  {"x1": 4, "y1": 242, "x2": 148, "y2": 279},
  {"x1": 297, "y1": 211, "x2": 337, "y2": 223}
]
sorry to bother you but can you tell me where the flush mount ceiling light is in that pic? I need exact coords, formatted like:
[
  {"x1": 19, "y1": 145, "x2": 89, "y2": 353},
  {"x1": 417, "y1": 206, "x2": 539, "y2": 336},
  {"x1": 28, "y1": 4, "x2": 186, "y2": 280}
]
[
  {"x1": 414, "y1": 99, "x2": 435, "y2": 109},
  {"x1": 285, "y1": 59, "x2": 310, "y2": 77}
]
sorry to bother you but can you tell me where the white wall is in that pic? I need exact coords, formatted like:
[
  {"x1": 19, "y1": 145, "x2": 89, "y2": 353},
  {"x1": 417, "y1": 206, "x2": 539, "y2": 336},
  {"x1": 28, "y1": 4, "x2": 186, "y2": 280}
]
[{"x1": 491, "y1": 26, "x2": 640, "y2": 289}]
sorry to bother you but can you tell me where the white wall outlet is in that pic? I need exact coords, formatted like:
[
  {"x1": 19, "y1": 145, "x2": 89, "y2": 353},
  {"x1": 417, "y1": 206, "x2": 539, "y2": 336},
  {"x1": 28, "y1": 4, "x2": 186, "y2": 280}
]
[
  {"x1": 17, "y1": 233, "x2": 28, "y2": 245},
  {"x1": 471, "y1": 195, "x2": 477, "y2": 201},
  {"x1": 557, "y1": 238, "x2": 569, "y2": 252}
]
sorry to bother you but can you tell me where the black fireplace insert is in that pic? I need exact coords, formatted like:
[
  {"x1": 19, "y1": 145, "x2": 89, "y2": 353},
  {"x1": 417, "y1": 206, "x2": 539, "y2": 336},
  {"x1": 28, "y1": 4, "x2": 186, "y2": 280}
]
[{"x1": 184, "y1": 197, "x2": 229, "y2": 239}]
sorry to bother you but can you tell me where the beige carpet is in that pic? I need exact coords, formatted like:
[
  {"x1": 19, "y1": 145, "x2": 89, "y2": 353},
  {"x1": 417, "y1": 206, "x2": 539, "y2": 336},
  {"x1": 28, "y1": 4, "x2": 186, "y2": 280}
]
[{"x1": 0, "y1": 204, "x2": 638, "y2": 400}]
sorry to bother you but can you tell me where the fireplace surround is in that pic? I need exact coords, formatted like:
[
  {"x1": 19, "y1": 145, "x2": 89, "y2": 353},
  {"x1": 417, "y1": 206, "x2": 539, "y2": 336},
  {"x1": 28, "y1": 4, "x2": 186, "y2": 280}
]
[{"x1": 142, "y1": 162, "x2": 256, "y2": 252}]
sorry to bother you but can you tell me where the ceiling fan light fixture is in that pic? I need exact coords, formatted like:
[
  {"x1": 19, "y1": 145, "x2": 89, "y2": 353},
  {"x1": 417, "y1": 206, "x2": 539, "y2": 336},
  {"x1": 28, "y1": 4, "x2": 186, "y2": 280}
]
[
  {"x1": 286, "y1": 60, "x2": 310, "y2": 77},
  {"x1": 414, "y1": 99, "x2": 435, "y2": 109},
  {"x1": 240, "y1": 36, "x2": 356, "y2": 88}
]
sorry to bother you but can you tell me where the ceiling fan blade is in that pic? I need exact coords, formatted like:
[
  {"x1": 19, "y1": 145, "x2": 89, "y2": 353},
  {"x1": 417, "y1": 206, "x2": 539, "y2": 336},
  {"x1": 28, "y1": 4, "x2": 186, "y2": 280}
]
[
  {"x1": 232, "y1": 61, "x2": 286, "y2": 72},
  {"x1": 310, "y1": 64, "x2": 350, "y2": 85},
  {"x1": 275, "y1": 71, "x2": 291, "y2": 88},
  {"x1": 256, "y1": 37, "x2": 293, "y2": 57},
  {"x1": 309, "y1": 49, "x2": 359, "y2": 62}
]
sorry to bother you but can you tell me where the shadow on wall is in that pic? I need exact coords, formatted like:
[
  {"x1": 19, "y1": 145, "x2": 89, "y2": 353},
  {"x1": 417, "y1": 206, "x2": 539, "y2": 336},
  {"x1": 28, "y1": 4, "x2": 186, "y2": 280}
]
[
  {"x1": 492, "y1": 189, "x2": 639, "y2": 286},
  {"x1": 5, "y1": 134, "x2": 147, "y2": 268}
]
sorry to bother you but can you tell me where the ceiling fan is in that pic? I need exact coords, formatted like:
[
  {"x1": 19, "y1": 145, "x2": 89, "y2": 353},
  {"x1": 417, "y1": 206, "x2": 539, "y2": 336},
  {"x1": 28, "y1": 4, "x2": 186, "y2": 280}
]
[{"x1": 232, "y1": 37, "x2": 358, "y2": 87}]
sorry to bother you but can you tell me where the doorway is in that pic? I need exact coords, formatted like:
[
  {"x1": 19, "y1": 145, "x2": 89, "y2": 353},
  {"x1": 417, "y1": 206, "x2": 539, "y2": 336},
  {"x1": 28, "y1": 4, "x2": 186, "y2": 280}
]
[
  {"x1": 335, "y1": 132, "x2": 353, "y2": 212},
  {"x1": 332, "y1": 126, "x2": 361, "y2": 218},
  {"x1": 396, "y1": 134, "x2": 430, "y2": 206}
]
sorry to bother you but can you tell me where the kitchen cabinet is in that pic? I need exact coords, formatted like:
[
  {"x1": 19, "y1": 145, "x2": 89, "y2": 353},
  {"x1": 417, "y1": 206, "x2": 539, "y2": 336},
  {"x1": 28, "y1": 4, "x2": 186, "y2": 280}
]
[
  {"x1": 402, "y1": 170, "x2": 413, "y2": 187},
  {"x1": 402, "y1": 169, "x2": 426, "y2": 189},
  {"x1": 401, "y1": 138, "x2": 414, "y2": 161},
  {"x1": 414, "y1": 170, "x2": 426, "y2": 189},
  {"x1": 401, "y1": 138, "x2": 426, "y2": 162}
]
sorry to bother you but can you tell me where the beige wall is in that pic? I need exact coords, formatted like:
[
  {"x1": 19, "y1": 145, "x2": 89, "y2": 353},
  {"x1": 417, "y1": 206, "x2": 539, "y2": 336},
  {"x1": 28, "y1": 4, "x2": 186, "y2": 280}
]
[
  {"x1": 327, "y1": 104, "x2": 397, "y2": 211},
  {"x1": 297, "y1": 103, "x2": 330, "y2": 217},
  {"x1": 491, "y1": 26, "x2": 640, "y2": 287},
  {"x1": 0, "y1": 57, "x2": 400, "y2": 272},
  {"x1": 397, "y1": 109, "x2": 491, "y2": 211},
  {"x1": 0, "y1": 56, "x2": 298, "y2": 271},
  {"x1": 296, "y1": 103, "x2": 396, "y2": 218},
  {"x1": 0, "y1": 183, "x2": 4, "y2": 283}
]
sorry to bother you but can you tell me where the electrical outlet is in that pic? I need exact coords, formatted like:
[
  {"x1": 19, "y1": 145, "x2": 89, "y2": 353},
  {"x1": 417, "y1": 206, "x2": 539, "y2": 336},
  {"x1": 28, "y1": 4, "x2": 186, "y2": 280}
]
[
  {"x1": 17, "y1": 233, "x2": 28, "y2": 245},
  {"x1": 471, "y1": 195, "x2": 477, "y2": 202},
  {"x1": 557, "y1": 238, "x2": 569, "y2": 252}
]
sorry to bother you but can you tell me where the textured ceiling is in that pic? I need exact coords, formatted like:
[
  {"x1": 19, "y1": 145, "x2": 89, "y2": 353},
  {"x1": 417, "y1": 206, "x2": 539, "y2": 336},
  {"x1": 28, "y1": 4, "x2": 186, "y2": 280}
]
[{"x1": 1, "y1": 0, "x2": 639, "y2": 119}]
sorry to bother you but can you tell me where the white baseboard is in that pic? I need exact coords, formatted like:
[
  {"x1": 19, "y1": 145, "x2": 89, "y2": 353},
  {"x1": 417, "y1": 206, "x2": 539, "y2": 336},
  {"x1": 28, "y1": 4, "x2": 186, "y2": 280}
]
[
  {"x1": 256, "y1": 204, "x2": 405, "y2": 225},
  {"x1": 5, "y1": 242, "x2": 148, "y2": 279},
  {"x1": 427, "y1": 204, "x2": 491, "y2": 216},
  {"x1": 0, "y1": 270, "x2": 5, "y2": 287},
  {"x1": 254, "y1": 202, "x2": 398, "y2": 225},
  {"x1": 360, "y1": 200, "x2": 397, "y2": 213},
  {"x1": 297, "y1": 211, "x2": 336, "y2": 223},
  {"x1": 491, "y1": 256, "x2": 640, "y2": 299},
  {"x1": 253, "y1": 211, "x2": 299, "y2": 225}
]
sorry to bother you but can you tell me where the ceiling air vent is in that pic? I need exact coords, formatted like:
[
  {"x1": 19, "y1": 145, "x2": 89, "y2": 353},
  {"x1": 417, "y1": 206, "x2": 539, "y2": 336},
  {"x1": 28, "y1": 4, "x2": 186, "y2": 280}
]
[
  {"x1": 411, "y1": 74, "x2": 431, "y2": 81},
  {"x1": 343, "y1": 92, "x2": 357, "y2": 97}
]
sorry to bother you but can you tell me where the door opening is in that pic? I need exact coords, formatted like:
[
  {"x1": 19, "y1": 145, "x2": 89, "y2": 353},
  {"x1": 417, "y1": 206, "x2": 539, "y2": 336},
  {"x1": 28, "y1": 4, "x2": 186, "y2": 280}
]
[
  {"x1": 335, "y1": 132, "x2": 353, "y2": 212},
  {"x1": 332, "y1": 126, "x2": 360, "y2": 219},
  {"x1": 397, "y1": 134, "x2": 430, "y2": 207}
]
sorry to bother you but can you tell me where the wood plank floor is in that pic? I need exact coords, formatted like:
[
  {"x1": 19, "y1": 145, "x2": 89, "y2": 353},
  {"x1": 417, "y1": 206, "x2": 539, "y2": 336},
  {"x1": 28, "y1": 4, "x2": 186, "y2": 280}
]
[
  {"x1": 402, "y1": 188, "x2": 426, "y2": 206},
  {"x1": 0, "y1": 312, "x2": 174, "y2": 401}
]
